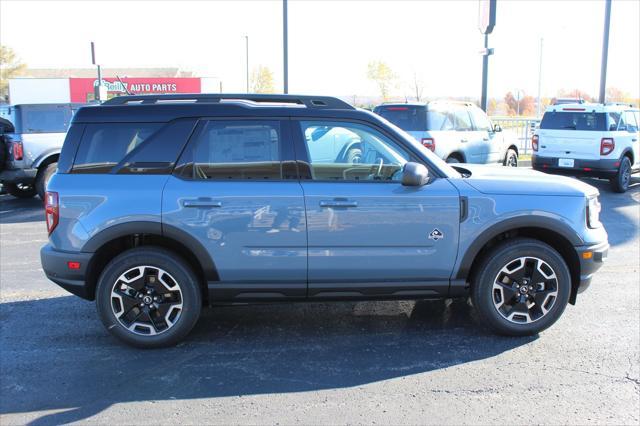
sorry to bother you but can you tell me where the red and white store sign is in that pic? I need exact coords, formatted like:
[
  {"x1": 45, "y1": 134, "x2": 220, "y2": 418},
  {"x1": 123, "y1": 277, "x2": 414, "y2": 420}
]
[{"x1": 69, "y1": 77, "x2": 201, "y2": 102}]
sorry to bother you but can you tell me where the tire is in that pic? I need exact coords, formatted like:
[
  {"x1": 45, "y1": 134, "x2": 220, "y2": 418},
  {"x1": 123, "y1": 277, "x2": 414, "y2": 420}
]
[
  {"x1": 36, "y1": 162, "x2": 57, "y2": 200},
  {"x1": 446, "y1": 156, "x2": 461, "y2": 164},
  {"x1": 346, "y1": 147, "x2": 362, "y2": 164},
  {"x1": 4, "y1": 182, "x2": 37, "y2": 199},
  {"x1": 504, "y1": 149, "x2": 518, "y2": 167},
  {"x1": 96, "y1": 247, "x2": 202, "y2": 348},
  {"x1": 471, "y1": 238, "x2": 571, "y2": 336},
  {"x1": 609, "y1": 156, "x2": 632, "y2": 193}
]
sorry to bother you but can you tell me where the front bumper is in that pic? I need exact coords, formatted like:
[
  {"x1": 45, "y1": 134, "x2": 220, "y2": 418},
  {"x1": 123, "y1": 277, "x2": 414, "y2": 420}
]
[
  {"x1": 532, "y1": 155, "x2": 619, "y2": 178},
  {"x1": 0, "y1": 168, "x2": 37, "y2": 184},
  {"x1": 40, "y1": 244, "x2": 94, "y2": 300},
  {"x1": 574, "y1": 241, "x2": 609, "y2": 297}
]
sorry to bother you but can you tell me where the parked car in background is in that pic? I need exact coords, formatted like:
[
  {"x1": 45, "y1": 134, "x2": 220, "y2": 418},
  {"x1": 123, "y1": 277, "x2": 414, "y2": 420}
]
[
  {"x1": 373, "y1": 101, "x2": 519, "y2": 167},
  {"x1": 0, "y1": 103, "x2": 86, "y2": 199},
  {"x1": 532, "y1": 103, "x2": 639, "y2": 193},
  {"x1": 41, "y1": 94, "x2": 607, "y2": 348}
]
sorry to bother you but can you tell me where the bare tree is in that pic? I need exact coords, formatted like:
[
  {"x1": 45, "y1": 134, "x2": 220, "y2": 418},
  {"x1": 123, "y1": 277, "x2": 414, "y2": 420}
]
[{"x1": 412, "y1": 72, "x2": 424, "y2": 102}]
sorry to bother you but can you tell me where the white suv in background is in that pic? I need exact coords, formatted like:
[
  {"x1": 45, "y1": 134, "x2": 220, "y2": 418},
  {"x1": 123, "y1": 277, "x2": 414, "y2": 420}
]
[
  {"x1": 532, "y1": 103, "x2": 639, "y2": 192},
  {"x1": 373, "y1": 101, "x2": 520, "y2": 167}
]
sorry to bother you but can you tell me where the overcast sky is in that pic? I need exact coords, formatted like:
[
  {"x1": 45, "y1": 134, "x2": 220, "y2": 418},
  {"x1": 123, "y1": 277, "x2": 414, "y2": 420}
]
[{"x1": 1, "y1": 0, "x2": 639, "y2": 100}]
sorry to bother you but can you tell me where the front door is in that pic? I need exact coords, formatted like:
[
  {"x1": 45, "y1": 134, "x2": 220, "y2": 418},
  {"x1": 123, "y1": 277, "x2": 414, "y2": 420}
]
[
  {"x1": 294, "y1": 119, "x2": 460, "y2": 298},
  {"x1": 453, "y1": 107, "x2": 487, "y2": 163},
  {"x1": 162, "y1": 119, "x2": 307, "y2": 299}
]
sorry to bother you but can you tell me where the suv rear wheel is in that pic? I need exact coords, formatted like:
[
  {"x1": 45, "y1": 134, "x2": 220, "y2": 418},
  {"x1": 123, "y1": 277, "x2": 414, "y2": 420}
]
[
  {"x1": 471, "y1": 238, "x2": 571, "y2": 336},
  {"x1": 4, "y1": 182, "x2": 37, "y2": 199},
  {"x1": 610, "y1": 156, "x2": 632, "y2": 193},
  {"x1": 96, "y1": 247, "x2": 202, "y2": 348},
  {"x1": 504, "y1": 149, "x2": 518, "y2": 167}
]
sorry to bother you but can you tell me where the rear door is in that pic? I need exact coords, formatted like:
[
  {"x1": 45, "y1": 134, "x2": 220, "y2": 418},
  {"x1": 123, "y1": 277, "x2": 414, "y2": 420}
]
[
  {"x1": 162, "y1": 119, "x2": 307, "y2": 299},
  {"x1": 469, "y1": 107, "x2": 502, "y2": 163},
  {"x1": 537, "y1": 109, "x2": 608, "y2": 160},
  {"x1": 293, "y1": 119, "x2": 460, "y2": 298},
  {"x1": 453, "y1": 106, "x2": 486, "y2": 163},
  {"x1": 621, "y1": 110, "x2": 640, "y2": 168}
]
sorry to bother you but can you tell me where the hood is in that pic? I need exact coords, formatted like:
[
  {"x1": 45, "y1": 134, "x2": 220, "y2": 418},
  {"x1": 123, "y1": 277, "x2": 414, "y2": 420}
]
[{"x1": 453, "y1": 164, "x2": 598, "y2": 197}]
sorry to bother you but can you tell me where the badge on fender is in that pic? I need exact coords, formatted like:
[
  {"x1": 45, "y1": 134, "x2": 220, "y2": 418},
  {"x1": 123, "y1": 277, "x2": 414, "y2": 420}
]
[{"x1": 429, "y1": 228, "x2": 444, "y2": 241}]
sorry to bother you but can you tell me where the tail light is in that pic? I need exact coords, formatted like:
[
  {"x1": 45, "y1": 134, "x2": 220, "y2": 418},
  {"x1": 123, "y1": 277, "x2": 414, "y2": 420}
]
[
  {"x1": 45, "y1": 191, "x2": 59, "y2": 235},
  {"x1": 12, "y1": 141, "x2": 23, "y2": 160},
  {"x1": 421, "y1": 138, "x2": 435, "y2": 152},
  {"x1": 600, "y1": 138, "x2": 615, "y2": 156},
  {"x1": 532, "y1": 135, "x2": 539, "y2": 152}
]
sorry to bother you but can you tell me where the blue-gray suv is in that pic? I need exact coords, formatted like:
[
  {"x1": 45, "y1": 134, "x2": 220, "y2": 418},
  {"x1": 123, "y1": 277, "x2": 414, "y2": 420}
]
[{"x1": 40, "y1": 94, "x2": 609, "y2": 348}]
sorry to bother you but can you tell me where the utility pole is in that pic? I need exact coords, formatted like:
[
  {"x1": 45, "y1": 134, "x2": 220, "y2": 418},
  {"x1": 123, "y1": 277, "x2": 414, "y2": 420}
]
[
  {"x1": 244, "y1": 35, "x2": 250, "y2": 93},
  {"x1": 598, "y1": 0, "x2": 612, "y2": 103},
  {"x1": 536, "y1": 38, "x2": 543, "y2": 117},
  {"x1": 283, "y1": 0, "x2": 289, "y2": 94}
]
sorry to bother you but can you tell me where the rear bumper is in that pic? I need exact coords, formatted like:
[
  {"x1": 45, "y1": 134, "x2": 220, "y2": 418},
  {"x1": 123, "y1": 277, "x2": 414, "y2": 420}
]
[
  {"x1": 574, "y1": 241, "x2": 609, "y2": 296},
  {"x1": 40, "y1": 244, "x2": 94, "y2": 300},
  {"x1": 0, "y1": 168, "x2": 37, "y2": 184},
  {"x1": 532, "y1": 155, "x2": 619, "y2": 177}
]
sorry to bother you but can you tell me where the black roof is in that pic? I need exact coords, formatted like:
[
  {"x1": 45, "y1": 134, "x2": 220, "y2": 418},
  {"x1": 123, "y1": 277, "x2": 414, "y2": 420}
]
[{"x1": 73, "y1": 94, "x2": 363, "y2": 123}]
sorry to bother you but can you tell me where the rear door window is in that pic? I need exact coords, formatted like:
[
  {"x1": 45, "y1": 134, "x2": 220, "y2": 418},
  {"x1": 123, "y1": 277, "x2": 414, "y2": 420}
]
[
  {"x1": 426, "y1": 108, "x2": 454, "y2": 131},
  {"x1": 468, "y1": 107, "x2": 492, "y2": 131},
  {"x1": 453, "y1": 109, "x2": 473, "y2": 131},
  {"x1": 624, "y1": 111, "x2": 638, "y2": 132},
  {"x1": 177, "y1": 120, "x2": 282, "y2": 180},
  {"x1": 374, "y1": 106, "x2": 427, "y2": 131},
  {"x1": 540, "y1": 111, "x2": 607, "y2": 131},
  {"x1": 72, "y1": 123, "x2": 161, "y2": 173}
]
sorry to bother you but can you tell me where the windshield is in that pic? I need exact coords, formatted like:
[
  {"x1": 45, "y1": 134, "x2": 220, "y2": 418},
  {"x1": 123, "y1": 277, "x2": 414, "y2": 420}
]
[
  {"x1": 366, "y1": 110, "x2": 461, "y2": 178},
  {"x1": 540, "y1": 111, "x2": 609, "y2": 131},
  {"x1": 373, "y1": 105, "x2": 427, "y2": 131}
]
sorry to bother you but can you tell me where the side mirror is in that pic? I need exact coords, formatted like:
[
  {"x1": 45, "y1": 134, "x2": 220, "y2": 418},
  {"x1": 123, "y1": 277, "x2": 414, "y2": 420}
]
[
  {"x1": 493, "y1": 124, "x2": 502, "y2": 132},
  {"x1": 402, "y1": 162, "x2": 429, "y2": 187}
]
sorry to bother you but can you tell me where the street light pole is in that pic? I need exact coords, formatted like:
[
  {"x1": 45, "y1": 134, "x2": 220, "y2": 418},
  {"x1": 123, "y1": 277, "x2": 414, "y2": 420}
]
[
  {"x1": 598, "y1": 0, "x2": 612, "y2": 103},
  {"x1": 245, "y1": 35, "x2": 249, "y2": 93},
  {"x1": 283, "y1": 0, "x2": 289, "y2": 94},
  {"x1": 536, "y1": 37, "x2": 543, "y2": 118}
]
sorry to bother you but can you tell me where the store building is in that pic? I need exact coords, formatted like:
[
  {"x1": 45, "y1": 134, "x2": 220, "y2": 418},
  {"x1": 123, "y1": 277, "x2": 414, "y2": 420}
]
[{"x1": 8, "y1": 68, "x2": 220, "y2": 104}]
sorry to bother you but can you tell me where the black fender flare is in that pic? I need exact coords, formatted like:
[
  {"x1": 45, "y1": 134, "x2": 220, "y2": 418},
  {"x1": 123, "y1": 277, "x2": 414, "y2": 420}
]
[
  {"x1": 619, "y1": 147, "x2": 634, "y2": 166},
  {"x1": 32, "y1": 149, "x2": 61, "y2": 170},
  {"x1": 81, "y1": 221, "x2": 218, "y2": 281},
  {"x1": 455, "y1": 215, "x2": 584, "y2": 280}
]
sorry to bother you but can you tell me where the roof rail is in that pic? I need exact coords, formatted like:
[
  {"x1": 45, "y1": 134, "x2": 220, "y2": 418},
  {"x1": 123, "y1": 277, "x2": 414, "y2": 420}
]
[
  {"x1": 604, "y1": 102, "x2": 633, "y2": 107},
  {"x1": 102, "y1": 93, "x2": 354, "y2": 110}
]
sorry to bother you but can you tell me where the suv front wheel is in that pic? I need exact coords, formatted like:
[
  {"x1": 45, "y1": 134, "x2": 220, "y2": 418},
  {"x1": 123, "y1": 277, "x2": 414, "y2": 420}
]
[
  {"x1": 610, "y1": 156, "x2": 632, "y2": 193},
  {"x1": 96, "y1": 247, "x2": 202, "y2": 348},
  {"x1": 471, "y1": 238, "x2": 571, "y2": 336}
]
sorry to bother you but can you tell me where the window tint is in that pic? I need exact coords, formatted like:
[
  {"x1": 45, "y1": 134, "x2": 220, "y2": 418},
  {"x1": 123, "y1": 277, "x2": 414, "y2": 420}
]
[
  {"x1": 469, "y1": 107, "x2": 492, "y2": 131},
  {"x1": 624, "y1": 111, "x2": 638, "y2": 132},
  {"x1": 179, "y1": 120, "x2": 282, "y2": 180},
  {"x1": 426, "y1": 108, "x2": 455, "y2": 131},
  {"x1": 373, "y1": 106, "x2": 426, "y2": 131},
  {"x1": 453, "y1": 109, "x2": 473, "y2": 131},
  {"x1": 19, "y1": 105, "x2": 73, "y2": 133},
  {"x1": 540, "y1": 111, "x2": 607, "y2": 131},
  {"x1": 73, "y1": 123, "x2": 161, "y2": 173},
  {"x1": 300, "y1": 121, "x2": 409, "y2": 182}
]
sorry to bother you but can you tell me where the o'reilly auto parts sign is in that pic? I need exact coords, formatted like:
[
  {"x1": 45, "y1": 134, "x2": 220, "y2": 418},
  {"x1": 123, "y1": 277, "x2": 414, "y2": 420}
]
[{"x1": 69, "y1": 77, "x2": 201, "y2": 102}]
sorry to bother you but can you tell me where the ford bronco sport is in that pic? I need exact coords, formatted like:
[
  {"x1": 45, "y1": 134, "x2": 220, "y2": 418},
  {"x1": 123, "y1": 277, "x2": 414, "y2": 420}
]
[{"x1": 40, "y1": 94, "x2": 608, "y2": 348}]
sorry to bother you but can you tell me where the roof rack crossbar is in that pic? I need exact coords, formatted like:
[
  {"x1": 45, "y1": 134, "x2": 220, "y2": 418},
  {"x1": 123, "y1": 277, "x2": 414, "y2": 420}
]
[{"x1": 102, "y1": 93, "x2": 354, "y2": 110}]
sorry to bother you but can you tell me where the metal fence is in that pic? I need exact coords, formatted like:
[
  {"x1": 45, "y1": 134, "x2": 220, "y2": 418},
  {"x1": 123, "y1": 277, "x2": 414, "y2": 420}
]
[{"x1": 490, "y1": 117, "x2": 540, "y2": 155}]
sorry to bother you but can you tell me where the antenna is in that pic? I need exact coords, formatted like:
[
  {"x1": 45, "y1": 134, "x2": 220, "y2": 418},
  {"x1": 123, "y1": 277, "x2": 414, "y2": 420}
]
[{"x1": 116, "y1": 75, "x2": 134, "y2": 96}]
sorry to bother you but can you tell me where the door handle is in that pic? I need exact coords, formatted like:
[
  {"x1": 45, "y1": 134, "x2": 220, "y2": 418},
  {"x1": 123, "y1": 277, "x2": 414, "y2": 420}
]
[
  {"x1": 460, "y1": 139, "x2": 468, "y2": 143},
  {"x1": 183, "y1": 199, "x2": 222, "y2": 208},
  {"x1": 482, "y1": 137, "x2": 489, "y2": 141},
  {"x1": 319, "y1": 199, "x2": 358, "y2": 208},
  {"x1": 633, "y1": 138, "x2": 638, "y2": 142}
]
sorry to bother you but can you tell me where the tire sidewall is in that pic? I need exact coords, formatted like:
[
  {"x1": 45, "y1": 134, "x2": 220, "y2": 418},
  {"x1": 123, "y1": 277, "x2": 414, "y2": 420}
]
[
  {"x1": 96, "y1": 247, "x2": 202, "y2": 348},
  {"x1": 36, "y1": 162, "x2": 57, "y2": 200},
  {"x1": 473, "y1": 240, "x2": 571, "y2": 336},
  {"x1": 505, "y1": 149, "x2": 518, "y2": 167},
  {"x1": 613, "y1": 157, "x2": 631, "y2": 193}
]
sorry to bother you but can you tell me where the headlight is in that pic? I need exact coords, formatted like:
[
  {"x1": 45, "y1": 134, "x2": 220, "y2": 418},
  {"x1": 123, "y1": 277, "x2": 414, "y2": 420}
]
[{"x1": 587, "y1": 196, "x2": 602, "y2": 228}]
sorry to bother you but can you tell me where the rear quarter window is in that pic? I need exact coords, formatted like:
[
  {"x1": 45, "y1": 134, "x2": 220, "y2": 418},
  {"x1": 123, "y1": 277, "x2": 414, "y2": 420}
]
[
  {"x1": 18, "y1": 105, "x2": 74, "y2": 133},
  {"x1": 72, "y1": 123, "x2": 161, "y2": 173}
]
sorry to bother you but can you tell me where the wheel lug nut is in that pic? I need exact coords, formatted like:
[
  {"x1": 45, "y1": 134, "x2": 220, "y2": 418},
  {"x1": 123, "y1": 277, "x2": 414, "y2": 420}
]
[{"x1": 139, "y1": 303, "x2": 144, "y2": 307}]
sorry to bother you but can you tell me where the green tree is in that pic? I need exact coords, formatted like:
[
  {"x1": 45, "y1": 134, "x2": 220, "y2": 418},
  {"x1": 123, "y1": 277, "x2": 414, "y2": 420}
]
[
  {"x1": 250, "y1": 65, "x2": 275, "y2": 94},
  {"x1": 367, "y1": 61, "x2": 396, "y2": 101},
  {"x1": 0, "y1": 45, "x2": 27, "y2": 100}
]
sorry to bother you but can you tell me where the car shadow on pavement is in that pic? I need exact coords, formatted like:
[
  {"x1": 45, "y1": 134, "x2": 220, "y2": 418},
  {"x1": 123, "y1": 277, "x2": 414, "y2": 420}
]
[
  {"x1": 0, "y1": 296, "x2": 536, "y2": 425},
  {"x1": 0, "y1": 195, "x2": 43, "y2": 224},
  {"x1": 579, "y1": 176, "x2": 640, "y2": 247}
]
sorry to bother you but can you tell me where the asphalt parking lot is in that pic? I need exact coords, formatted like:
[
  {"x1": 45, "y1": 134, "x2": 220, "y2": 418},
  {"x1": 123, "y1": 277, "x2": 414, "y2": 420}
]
[{"x1": 0, "y1": 177, "x2": 638, "y2": 425}]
